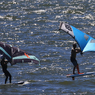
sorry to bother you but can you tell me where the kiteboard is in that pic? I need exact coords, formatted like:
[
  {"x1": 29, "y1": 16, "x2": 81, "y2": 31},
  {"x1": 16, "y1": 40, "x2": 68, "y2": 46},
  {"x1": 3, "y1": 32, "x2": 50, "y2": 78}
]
[
  {"x1": 1, "y1": 81, "x2": 26, "y2": 86},
  {"x1": 13, "y1": 81, "x2": 24, "y2": 84},
  {"x1": 66, "y1": 72, "x2": 95, "y2": 77}
]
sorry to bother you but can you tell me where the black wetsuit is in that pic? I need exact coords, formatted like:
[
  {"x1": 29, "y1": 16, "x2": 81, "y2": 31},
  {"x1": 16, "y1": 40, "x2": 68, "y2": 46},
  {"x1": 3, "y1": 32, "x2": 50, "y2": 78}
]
[{"x1": 1, "y1": 58, "x2": 12, "y2": 84}]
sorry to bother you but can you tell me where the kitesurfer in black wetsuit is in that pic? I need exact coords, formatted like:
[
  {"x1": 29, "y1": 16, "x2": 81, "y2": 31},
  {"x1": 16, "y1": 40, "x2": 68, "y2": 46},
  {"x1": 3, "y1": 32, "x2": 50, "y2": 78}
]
[
  {"x1": 70, "y1": 44, "x2": 83, "y2": 80},
  {"x1": 1, "y1": 58, "x2": 12, "y2": 84},
  {"x1": 70, "y1": 44, "x2": 83, "y2": 74}
]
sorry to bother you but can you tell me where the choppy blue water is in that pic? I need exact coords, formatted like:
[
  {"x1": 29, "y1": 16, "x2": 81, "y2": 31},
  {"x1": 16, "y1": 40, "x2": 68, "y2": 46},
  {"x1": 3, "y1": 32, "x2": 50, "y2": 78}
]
[{"x1": 0, "y1": 0, "x2": 95, "y2": 95}]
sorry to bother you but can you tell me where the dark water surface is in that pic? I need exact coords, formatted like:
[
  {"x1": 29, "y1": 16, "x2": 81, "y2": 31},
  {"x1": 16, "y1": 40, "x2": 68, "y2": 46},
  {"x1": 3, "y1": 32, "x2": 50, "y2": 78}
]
[{"x1": 0, "y1": 0, "x2": 95, "y2": 95}]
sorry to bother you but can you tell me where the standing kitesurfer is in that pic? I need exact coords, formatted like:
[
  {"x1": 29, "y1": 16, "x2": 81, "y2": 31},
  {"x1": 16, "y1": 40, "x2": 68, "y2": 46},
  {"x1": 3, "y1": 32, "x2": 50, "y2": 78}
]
[
  {"x1": 1, "y1": 57, "x2": 12, "y2": 84},
  {"x1": 70, "y1": 43, "x2": 83, "y2": 75}
]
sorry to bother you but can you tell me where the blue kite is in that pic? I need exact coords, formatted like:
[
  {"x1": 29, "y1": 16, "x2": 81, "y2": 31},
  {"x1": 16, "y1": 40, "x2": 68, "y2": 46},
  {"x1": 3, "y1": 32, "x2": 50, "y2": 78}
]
[{"x1": 59, "y1": 22, "x2": 95, "y2": 52}]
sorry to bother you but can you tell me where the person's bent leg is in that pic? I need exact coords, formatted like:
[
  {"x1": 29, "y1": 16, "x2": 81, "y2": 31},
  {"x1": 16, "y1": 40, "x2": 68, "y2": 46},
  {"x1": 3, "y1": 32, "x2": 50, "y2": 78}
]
[
  {"x1": 77, "y1": 64, "x2": 83, "y2": 74},
  {"x1": 7, "y1": 71, "x2": 12, "y2": 83},
  {"x1": 5, "y1": 76, "x2": 8, "y2": 84},
  {"x1": 73, "y1": 66, "x2": 76, "y2": 74},
  {"x1": 9, "y1": 75, "x2": 12, "y2": 83},
  {"x1": 76, "y1": 64, "x2": 80, "y2": 74}
]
